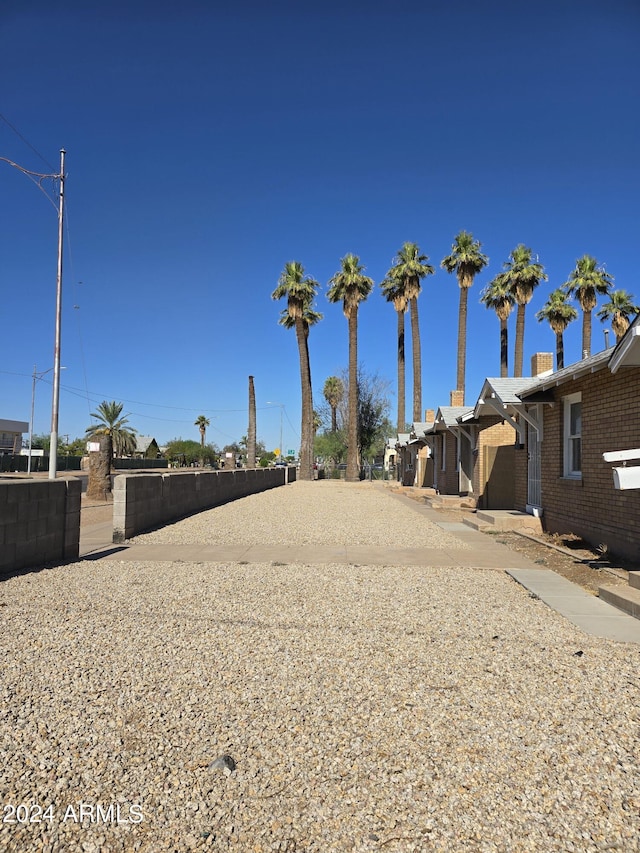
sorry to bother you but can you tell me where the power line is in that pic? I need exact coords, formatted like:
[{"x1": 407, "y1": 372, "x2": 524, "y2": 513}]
[{"x1": 0, "y1": 112, "x2": 56, "y2": 172}]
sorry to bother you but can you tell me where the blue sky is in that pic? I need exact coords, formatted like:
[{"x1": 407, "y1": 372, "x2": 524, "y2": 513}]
[{"x1": 2, "y1": 0, "x2": 638, "y2": 454}]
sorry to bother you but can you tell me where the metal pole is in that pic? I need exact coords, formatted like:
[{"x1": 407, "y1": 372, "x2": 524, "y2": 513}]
[
  {"x1": 28, "y1": 364, "x2": 36, "y2": 475},
  {"x1": 49, "y1": 149, "x2": 65, "y2": 480},
  {"x1": 279, "y1": 407, "x2": 283, "y2": 463}
]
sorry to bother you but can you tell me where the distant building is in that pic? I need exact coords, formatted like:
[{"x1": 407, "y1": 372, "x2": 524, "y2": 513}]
[
  {"x1": 0, "y1": 419, "x2": 29, "y2": 455},
  {"x1": 133, "y1": 435, "x2": 160, "y2": 459}
]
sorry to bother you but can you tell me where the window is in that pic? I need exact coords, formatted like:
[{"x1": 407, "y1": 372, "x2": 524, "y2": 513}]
[
  {"x1": 563, "y1": 393, "x2": 582, "y2": 478},
  {"x1": 441, "y1": 434, "x2": 446, "y2": 471}
]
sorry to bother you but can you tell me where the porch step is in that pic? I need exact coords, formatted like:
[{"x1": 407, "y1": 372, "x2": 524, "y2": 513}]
[
  {"x1": 628, "y1": 571, "x2": 640, "y2": 591},
  {"x1": 599, "y1": 583, "x2": 640, "y2": 620},
  {"x1": 463, "y1": 510, "x2": 543, "y2": 534},
  {"x1": 428, "y1": 494, "x2": 477, "y2": 510}
]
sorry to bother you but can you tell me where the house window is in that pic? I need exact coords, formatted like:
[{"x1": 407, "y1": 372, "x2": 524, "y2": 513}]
[
  {"x1": 441, "y1": 434, "x2": 446, "y2": 471},
  {"x1": 563, "y1": 393, "x2": 582, "y2": 478}
]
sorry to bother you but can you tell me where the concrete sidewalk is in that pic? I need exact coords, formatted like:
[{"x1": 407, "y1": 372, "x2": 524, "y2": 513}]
[{"x1": 77, "y1": 488, "x2": 640, "y2": 644}]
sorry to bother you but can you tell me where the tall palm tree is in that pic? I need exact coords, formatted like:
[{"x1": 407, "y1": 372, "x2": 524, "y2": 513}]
[
  {"x1": 323, "y1": 376, "x2": 344, "y2": 432},
  {"x1": 563, "y1": 255, "x2": 613, "y2": 358},
  {"x1": 386, "y1": 242, "x2": 434, "y2": 421},
  {"x1": 327, "y1": 254, "x2": 373, "y2": 482},
  {"x1": 86, "y1": 400, "x2": 137, "y2": 459},
  {"x1": 194, "y1": 414, "x2": 210, "y2": 467},
  {"x1": 380, "y1": 275, "x2": 408, "y2": 432},
  {"x1": 596, "y1": 289, "x2": 639, "y2": 343},
  {"x1": 535, "y1": 289, "x2": 578, "y2": 370},
  {"x1": 479, "y1": 273, "x2": 515, "y2": 377},
  {"x1": 247, "y1": 377, "x2": 256, "y2": 469},
  {"x1": 441, "y1": 231, "x2": 489, "y2": 400},
  {"x1": 501, "y1": 244, "x2": 548, "y2": 377},
  {"x1": 272, "y1": 261, "x2": 321, "y2": 481}
]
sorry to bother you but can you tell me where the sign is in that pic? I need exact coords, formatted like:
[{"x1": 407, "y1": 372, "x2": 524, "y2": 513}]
[
  {"x1": 87, "y1": 442, "x2": 100, "y2": 452},
  {"x1": 273, "y1": 448, "x2": 280, "y2": 457},
  {"x1": 287, "y1": 449, "x2": 295, "y2": 456}
]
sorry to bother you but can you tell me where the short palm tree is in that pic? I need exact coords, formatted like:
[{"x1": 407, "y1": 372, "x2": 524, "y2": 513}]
[
  {"x1": 535, "y1": 289, "x2": 578, "y2": 370},
  {"x1": 386, "y1": 242, "x2": 434, "y2": 422},
  {"x1": 441, "y1": 231, "x2": 489, "y2": 400},
  {"x1": 323, "y1": 376, "x2": 344, "y2": 432},
  {"x1": 501, "y1": 244, "x2": 548, "y2": 377},
  {"x1": 479, "y1": 273, "x2": 515, "y2": 377},
  {"x1": 380, "y1": 275, "x2": 408, "y2": 432},
  {"x1": 563, "y1": 255, "x2": 613, "y2": 357},
  {"x1": 327, "y1": 254, "x2": 373, "y2": 482},
  {"x1": 85, "y1": 400, "x2": 137, "y2": 459},
  {"x1": 272, "y1": 261, "x2": 321, "y2": 481},
  {"x1": 596, "y1": 289, "x2": 639, "y2": 343}
]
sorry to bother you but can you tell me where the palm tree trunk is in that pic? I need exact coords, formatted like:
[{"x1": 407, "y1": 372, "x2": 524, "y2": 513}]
[
  {"x1": 247, "y1": 375, "x2": 256, "y2": 469},
  {"x1": 409, "y1": 296, "x2": 422, "y2": 422},
  {"x1": 500, "y1": 318, "x2": 508, "y2": 378},
  {"x1": 331, "y1": 405, "x2": 337, "y2": 432},
  {"x1": 397, "y1": 308, "x2": 406, "y2": 433},
  {"x1": 514, "y1": 303, "x2": 526, "y2": 377},
  {"x1": 556, "y1": 332, "x2": 564, "y2": 370},
  {"x1": 346, "y1": 309, "x2": 359, "y2": 482},
  {"x1": 456, "y1": 286, "x2": 468, "y2": 400},
  {"x1": 295, "y1": 318, "x2": 313, "y2": 481},
  {"x1": 582, "y1": 308, "x2": 592, "y2": 358}
]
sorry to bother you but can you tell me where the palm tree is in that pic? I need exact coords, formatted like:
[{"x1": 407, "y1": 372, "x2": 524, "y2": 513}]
[
  {"x1": 323, "y1": 376, "x2": 344, "y2": 432},
  {"x1": 380, "y1": 275, "x2": 408, "y2": 432},
  {"x1": 85, "y1": 400, "x2": 137, "y2": 459},
  {"x1": 247, "y1": 377, "x2": 256, "y2": 469},
  {"x1": 596, "y1": 289, "x2": 639, "y2": 343},
  {"x1": 194, "y1": 414, "x2": 210, "y2": 467},
  {"x1": 563, "y1": 255, "x2": 613, "y2": 358},
  {"x1": 535, "y1": 289, "x2": 578, "y2": 370},
  {"x1": 500, "y1": 244, "x2": 548, "y2": 377},
  {"x1": 272, "y1": 262, "x2": 321, "y2": 481},
  {"x1": 386, "y1": 242, "x2": 434, "y2": 421},
  {"x1": 278, "y1": 303, "x2": 323, "y2": 463},
  {"x1": 480, "y1": 273, "x2": 515, "y2": 377},
  {"x1": 327, "y1": 254, "x2": 373, "y2": 482},
  {"x1": 441, "y1": 231, "x2": 489, "y2": 400}
]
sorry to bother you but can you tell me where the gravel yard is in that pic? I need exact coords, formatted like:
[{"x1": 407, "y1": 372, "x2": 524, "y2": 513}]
[{"x1": 2, "y1": 480, "x2": 640, "y2": 852}]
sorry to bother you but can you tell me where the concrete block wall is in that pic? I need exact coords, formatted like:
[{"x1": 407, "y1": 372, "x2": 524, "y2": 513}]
[
  {"x1": 113, "y1": 466, "x2": 294, "y2": 543},
  {"x1": 0, "y1": 478, "x2": 81, "y2": 574}
]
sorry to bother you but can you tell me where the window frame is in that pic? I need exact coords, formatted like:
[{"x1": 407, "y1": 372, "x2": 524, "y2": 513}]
[{"x1": 563, "y1": 392, "x2": 582, "y2": 479}]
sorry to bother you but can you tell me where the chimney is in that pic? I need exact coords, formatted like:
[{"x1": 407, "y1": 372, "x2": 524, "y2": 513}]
[
  {"x1": 450, "y1": 390, "x2": 465, "y2": 407},
  {"x1": 425, "y1": 409, "x2": 435, "y2": 424},
  {"x1": 530, "y1": 352, "x2": 553, "y2": 377}
]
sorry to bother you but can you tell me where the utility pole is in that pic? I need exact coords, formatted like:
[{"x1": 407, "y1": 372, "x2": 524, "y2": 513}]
[{"x1": 49, "y1": 148, "x2": 66, "y2": 480}]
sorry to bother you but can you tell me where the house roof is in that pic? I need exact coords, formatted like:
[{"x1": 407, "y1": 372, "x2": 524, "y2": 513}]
[
  {"x1": 519, "y1": 348, "x2": 613, "y2": 397},
  {"x1": 609, "y1": 312, "x2": 640, "y2": 373},
  {"x1": 396, "y1": 433, "x2": 411, "y2": 447},
  {"x1": 411, "y1": 421, "x2": 433, "y2": 436},
  {"x1": 135, "y1": 435, "x2": 157, "y2": 453},
  {"x1": 474, "y1": 377, "x2": 538, "y2": 418},
  {"x1": 0, "y1": 419, "x2": 29, "y2": 433},
  {"x1": 436, "y1": 406, "x2": 474, "y2": 429}
]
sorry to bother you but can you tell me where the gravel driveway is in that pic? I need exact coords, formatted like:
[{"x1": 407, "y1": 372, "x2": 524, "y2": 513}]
[{"x1": 2, "y1": 480, "x2": 639, "y2": 852}]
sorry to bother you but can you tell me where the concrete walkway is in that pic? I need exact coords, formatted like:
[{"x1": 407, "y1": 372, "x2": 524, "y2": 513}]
[{"x1": 78, "y1": 487, "x2": 640, "y2": 643}]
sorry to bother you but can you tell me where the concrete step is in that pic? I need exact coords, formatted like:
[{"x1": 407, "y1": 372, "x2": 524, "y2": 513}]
[
  {"x1": 599, "y1": 583, "x2": 640, "y2": 620},
  {"x1": 474, "y1": 510, "x2": 543, "y2": 534},
  {"x1": 462, "y1": 516, "x2": 492, "y2": 532},
  {"x1": 429, "y1": 495, "x2": 477, "y2": 510},
  {"x1": 628, "y1": 572, "x2": 640, "y2": 591}
]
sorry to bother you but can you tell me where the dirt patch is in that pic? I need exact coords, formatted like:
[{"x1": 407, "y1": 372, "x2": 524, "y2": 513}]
[{"x1": 81, "y1": 494, "x2": 113, "y2": 528}]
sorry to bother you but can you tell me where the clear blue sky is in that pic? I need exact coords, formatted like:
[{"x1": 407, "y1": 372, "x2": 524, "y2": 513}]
[{"x1": 2, "y1": 0, "x2": 638, "y2": 454}]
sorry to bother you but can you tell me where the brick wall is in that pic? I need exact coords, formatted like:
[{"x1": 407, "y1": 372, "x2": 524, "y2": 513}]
[
  {"x1": 537, "y1": 366, "x2": 640, "y2": 561},
  {"x1": 113, "y1": 466, "x2": 294, "y2": 542},
  {"x1": 0, "y1": 478, "x2": 81, "y2": 574}
]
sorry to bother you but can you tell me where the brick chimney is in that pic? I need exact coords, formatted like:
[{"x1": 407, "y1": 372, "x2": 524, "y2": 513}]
[
  {"x1": 425, "y1": 409, "x2": 435, "y2": 424},
  {"x1": 530, "y1": 352, "x2": 553, "y2": 377},
  {"x1": 450, "y1": 390, "x2": 465, "y2": 407}
]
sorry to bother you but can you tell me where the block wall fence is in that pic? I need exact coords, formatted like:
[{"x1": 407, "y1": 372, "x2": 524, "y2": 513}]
[
  {"x1": 0, "y1": 478, "x2": 81, "y2": 574},
  {"x1": 113, "y1": 466, "x2": 296, "y2": 543}
]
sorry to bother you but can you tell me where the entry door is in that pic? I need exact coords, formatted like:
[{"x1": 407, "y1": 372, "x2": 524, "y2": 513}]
[{"x1": 527, "y1": 422, "x2": 542, "y2": 508}]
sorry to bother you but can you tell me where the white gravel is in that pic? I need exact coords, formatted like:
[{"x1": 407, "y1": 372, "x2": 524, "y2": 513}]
[
  {"x1": 130, "y1": 480, "x2": 470, "y2": 549},
  {"x1": 1, "y1": 480, "x2": 640, "y2": 852}
]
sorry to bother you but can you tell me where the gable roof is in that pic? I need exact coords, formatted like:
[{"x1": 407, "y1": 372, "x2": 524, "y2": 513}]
[
  {"x1": 135, "y1": 435, "x2": 157, "y2": 453},
  {"x1": 609, "y1": 312, "x2": 640, "y2": 373},
  {"x1": 436, "y1": 406, "x2": 474, "y2": 429},
  {"x1": 473, "y1": 377, "x2": 536, "y2": 418}
]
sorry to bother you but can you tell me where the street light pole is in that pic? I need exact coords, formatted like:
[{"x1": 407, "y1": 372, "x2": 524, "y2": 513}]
[
  {"x1": 29, "y1": 365, "x2": 66, "y2": 475},
  {"x1": 49, "y1": 148, "x2": 66, "y2": 480}
]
